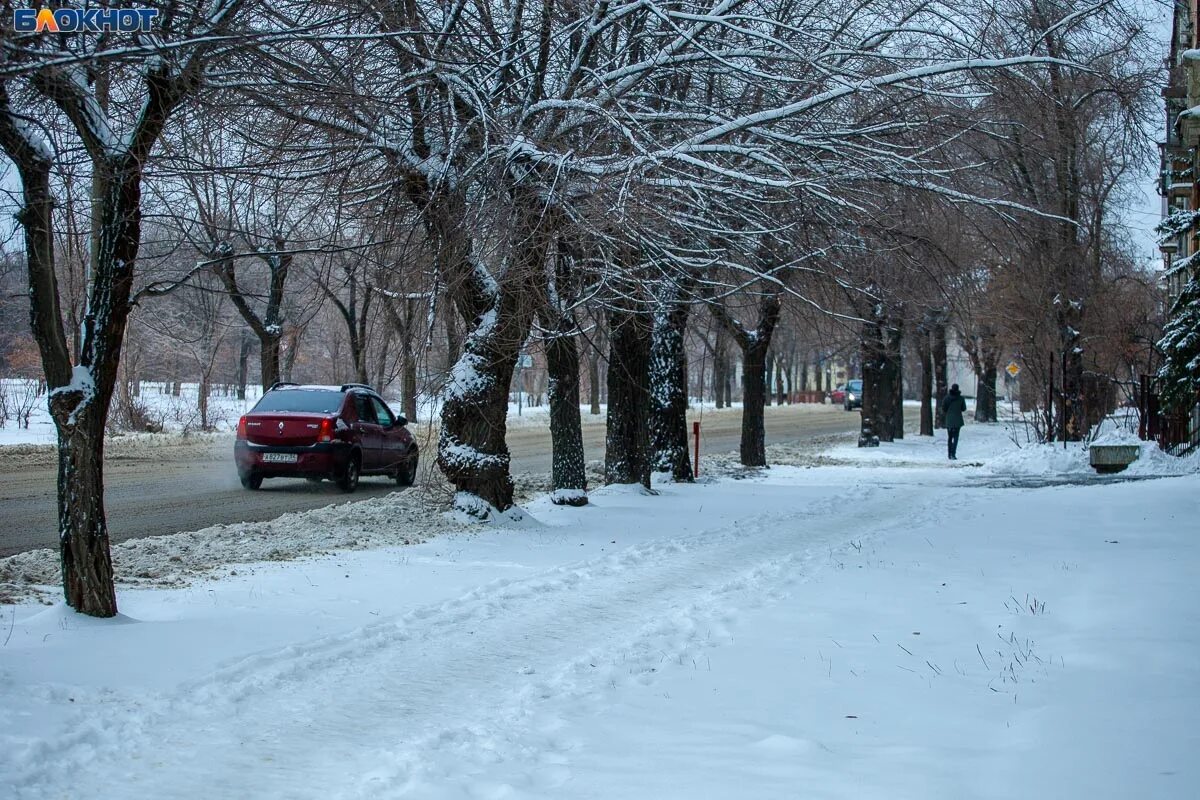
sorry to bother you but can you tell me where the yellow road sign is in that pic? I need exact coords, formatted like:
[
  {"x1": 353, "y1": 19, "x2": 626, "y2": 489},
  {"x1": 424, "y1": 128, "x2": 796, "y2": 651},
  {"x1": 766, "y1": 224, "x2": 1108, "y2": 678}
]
[{"x1": 1006, "y1": 361, "x2": 1021, "y2": 378}]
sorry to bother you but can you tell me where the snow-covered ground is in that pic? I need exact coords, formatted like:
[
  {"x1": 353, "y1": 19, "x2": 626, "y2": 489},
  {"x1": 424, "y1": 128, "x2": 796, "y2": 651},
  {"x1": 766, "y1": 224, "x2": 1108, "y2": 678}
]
[
  {"x1": 0, "y1": 380, "x2": 264, "y2": 446},
  {"x1": 1, "y1": 422, "x2": 1197, "y2": 799}
]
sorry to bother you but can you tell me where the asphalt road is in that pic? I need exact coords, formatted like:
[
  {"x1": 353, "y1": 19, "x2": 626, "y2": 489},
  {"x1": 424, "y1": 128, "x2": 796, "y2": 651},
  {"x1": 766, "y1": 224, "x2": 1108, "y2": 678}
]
[{"x1": 0, "y1": 404, "x2": 866, "y2": 556}]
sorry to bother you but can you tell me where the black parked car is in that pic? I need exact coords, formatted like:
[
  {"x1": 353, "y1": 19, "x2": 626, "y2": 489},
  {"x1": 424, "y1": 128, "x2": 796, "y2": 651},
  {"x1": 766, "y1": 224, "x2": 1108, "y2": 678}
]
[
  {"x1": 235, "y1": 383, "x2": 418, "y2": 492},
  {"x1": 844, "y1": 379, "x2": 864, "y2": 411}
]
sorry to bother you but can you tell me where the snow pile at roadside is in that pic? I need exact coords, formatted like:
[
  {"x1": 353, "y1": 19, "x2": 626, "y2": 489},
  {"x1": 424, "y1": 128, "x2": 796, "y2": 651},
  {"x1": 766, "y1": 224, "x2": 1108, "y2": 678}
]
[
  {"x1": 825, "y1": 416, "x2": 1200, "y2": 480},
  {"x1": 0, "y1": 488, "x2": 466, "y2": 605},
  {"x1": 1123, "y1": 442, "x2": 1200, "y2": 476}
]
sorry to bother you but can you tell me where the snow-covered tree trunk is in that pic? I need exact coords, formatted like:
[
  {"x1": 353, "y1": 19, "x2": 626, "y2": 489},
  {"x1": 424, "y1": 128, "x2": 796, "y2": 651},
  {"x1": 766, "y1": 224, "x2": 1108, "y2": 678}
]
[
  {"x1": 2, "y1": 25, "x2": 228, "y2": 612},
  {"x1": 0, "y1": 97, "x2": 119, "y2": 615},
  {"x1": 436, "y1": 191, "x2": 545, "y2": 514},
  {"x1": 54, "y1": 405, "x2": 118, "y2": 616},
  {"x1": 1058, "y1": 309, "x2": 1086, "y2": 440},
  {"x1": 605, "y1": 308, "x2": 653, "y2": 488},
  {"x1": 649, "y1": 296, "x2": 693, "y2": 482},
  {"x1": 439, "y1": 292, "x2": 534, "y2": 514}
]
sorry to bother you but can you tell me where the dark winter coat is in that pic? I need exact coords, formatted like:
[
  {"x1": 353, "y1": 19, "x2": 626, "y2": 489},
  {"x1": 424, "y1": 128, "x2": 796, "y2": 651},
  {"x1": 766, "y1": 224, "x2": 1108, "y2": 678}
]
[{"x1": 943, "y1": 391, "x2": 967, "y2": 429}]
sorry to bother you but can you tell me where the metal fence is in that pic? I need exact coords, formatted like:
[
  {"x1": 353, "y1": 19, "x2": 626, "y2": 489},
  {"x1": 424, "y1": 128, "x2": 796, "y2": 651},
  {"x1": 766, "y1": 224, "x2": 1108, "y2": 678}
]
[{"x1": 1138, "y1": 375, "x2": 1200, "y2": 454}]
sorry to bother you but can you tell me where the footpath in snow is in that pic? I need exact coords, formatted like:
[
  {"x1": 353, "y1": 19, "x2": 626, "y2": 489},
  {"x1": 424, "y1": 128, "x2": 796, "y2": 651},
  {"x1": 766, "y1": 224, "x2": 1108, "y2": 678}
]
[{"x1": 1, "y1": 421, "x2": 1198, "y2": 799}]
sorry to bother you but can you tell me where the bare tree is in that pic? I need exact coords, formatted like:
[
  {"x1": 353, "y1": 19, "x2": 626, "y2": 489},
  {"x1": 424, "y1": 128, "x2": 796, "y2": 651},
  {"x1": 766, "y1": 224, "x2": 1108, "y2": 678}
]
[{"x1": 0, "y1": 1, "x2": 247, "y2": 616}]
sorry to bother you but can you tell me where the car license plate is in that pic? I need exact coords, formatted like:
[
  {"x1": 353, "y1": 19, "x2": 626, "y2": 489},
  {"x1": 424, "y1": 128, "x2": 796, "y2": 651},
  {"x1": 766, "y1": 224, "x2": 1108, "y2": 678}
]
[{"x1": 262, "y1": 453, "x2": 297, "y2": 463}]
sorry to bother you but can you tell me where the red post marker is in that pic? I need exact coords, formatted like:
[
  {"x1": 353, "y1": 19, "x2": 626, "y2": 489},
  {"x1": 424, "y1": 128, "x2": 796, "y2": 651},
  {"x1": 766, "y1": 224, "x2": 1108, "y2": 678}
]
[{"x1": 693, "y1": 420, "x2": 701, "y2": 478}]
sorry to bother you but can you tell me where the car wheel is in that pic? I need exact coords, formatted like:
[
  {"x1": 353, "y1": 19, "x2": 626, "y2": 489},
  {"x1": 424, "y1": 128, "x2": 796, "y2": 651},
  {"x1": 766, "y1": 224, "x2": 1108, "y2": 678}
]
[
  {"x1": 337, "y1": 455, "x2": 360, "y2": 493},
  {"x1": 395, "y1": 452, "x2": 418, "y2": 487},
  {"x1": 240, "y1": 472, "x2": 263, "y2": 490}
]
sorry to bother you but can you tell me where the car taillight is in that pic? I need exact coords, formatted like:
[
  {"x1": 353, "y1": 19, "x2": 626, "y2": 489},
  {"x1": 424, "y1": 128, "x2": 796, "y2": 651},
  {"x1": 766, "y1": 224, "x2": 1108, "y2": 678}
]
[
  {"x1": 319, "y1": 417, "x2": 334, "y2": 442},
  {"x1": 237, "y1": 416, "x2": 247, "y2": 439}
]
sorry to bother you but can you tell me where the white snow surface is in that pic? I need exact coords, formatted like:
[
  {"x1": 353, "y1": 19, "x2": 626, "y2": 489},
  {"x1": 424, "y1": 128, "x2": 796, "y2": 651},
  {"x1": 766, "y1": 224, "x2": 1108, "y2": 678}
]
[{"x1": 1, "y1": 424, "x2": 1197, "y2": 798}]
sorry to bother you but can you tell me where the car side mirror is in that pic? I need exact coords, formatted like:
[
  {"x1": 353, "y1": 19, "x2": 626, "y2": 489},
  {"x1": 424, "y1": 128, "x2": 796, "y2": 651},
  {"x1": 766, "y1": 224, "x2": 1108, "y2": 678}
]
[{"x1": 395, "y1": 415, "x2": 408, "y2": 427}]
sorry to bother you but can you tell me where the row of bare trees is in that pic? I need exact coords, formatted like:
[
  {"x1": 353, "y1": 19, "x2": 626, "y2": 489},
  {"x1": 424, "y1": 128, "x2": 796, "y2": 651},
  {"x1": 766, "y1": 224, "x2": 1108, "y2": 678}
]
[{"x1": 0, "y1": 0, "x2": 1163, "y2": 616}]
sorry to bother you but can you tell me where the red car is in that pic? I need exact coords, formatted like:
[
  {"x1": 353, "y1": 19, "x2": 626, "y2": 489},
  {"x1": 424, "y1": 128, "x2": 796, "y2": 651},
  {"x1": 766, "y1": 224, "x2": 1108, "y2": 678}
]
[
  {"x1": 830, "y1": 384, "x2": 847, "y2": 404},
  {"x1": 235, "y1": 383, "x2": 418, "y2": 492}
]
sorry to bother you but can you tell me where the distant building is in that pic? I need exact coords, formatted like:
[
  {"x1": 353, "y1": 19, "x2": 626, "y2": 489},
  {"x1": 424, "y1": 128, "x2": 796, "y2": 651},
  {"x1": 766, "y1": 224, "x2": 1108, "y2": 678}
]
[
  {"x1": 1158, "y1": 1, "x2": 1200, "y2": 449},
  {"x1": 1161, "y1": 2, "x2": 1200, "y2": 303}
]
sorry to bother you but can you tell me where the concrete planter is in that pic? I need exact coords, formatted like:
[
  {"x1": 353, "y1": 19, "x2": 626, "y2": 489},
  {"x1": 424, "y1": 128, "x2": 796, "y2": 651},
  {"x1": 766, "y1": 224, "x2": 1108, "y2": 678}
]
[{"x1": 1089, "y1": 444, "x2": 1140, "y2": 474}]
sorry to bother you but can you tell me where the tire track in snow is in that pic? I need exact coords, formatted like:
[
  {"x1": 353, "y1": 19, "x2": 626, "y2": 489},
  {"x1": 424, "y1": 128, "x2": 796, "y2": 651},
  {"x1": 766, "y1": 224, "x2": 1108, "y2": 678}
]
[{"x1": 6, "y1": 484, "x2": 961, "y2": 799}]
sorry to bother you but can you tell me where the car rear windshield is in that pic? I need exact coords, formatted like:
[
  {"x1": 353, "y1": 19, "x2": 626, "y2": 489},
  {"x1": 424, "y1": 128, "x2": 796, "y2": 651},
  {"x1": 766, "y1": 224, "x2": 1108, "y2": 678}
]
[
  {"x1": 252, "y1": 390, "x2": 343, "y2": 414},
  {"x1": 848, "y1": 380, "x2": 863, "y2": 391}
]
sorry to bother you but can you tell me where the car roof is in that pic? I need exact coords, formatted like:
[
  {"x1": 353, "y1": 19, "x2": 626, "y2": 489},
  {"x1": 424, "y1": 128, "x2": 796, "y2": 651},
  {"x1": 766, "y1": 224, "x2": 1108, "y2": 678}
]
[{"x1": 269, "y1": 383, "x2": 379, "y2": 395}]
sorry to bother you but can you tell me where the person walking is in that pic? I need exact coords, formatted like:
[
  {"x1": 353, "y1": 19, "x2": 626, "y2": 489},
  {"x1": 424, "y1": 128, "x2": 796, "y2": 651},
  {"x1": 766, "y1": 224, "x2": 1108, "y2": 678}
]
[{"x1": 943, "y1": 384, "x2": 967, "y2": 460}]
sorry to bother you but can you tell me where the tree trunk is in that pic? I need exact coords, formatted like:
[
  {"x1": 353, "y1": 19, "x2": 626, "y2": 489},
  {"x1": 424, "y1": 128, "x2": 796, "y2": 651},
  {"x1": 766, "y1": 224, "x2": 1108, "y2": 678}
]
[
  {"x1": 739, "y1": 340, "x2": 770, "y2": 465},
  {"x1": 402, "y1": 352, "x2": 418, "y2": 422},
  {"x1": 236, "y1": 332, "x2": 251, "y2": 400},
  {"x1": 544, "y1": 318, "x2": 588, "y2": 504},
  {"x1": 199, "y1": 373, "x2": 210, "y2": 430},
  {"x1": 352, "y1": 339, "x2": 368, "y2": 386},
  {"x1": 3, "y1": 127, "x2": 118, "y2": 617},
  {"x1": 932, "y1": 322, "x2": 948, "y2": 428},
  {"x1": 722, "y1": 349, "x2": 733, "y2": 407},
  {"x1": 260, "y1": 333, "x2": 282, "y2": 389},
  {"x1": 712, "y1": 325, "x2": 726, "y2": 408},
  {"x1": 764, "y1": 353, "x2": 774, "y2": 407},
  {"x1": 444, "y1": 304, "x2": 462, "y2": 373},
  {"x1": 55, "y1": 414, "x2": 117, "y2": 616},
  {"x1": 374, "y1": 335, "x2": 388, "y2": 393},
  {"x1": 860, "y1": 313, "x2": 902, "y2": 444},
  {"x1": 860, "y1": 321, "x2": 882, "y2": 447},
  {"x1": 919, "y1": 329, "x2": 934, "y2": 436},
  {"x1": 649, "y1": 298, "x2": 693, "y2": 482},
  {"x1": 975, "y1": 349, "x2": 999, "y2": 423},
  {"x1": 588, "y1": 340, "x2": 602, "y2": 415},
  {"x1": 1059, "y1": 320, "x2": 1085, "y2": 440},
  {"x1": 605, "y1": 308, "x2": 653, "y2": 488},
  {"x1": 710, "y1": 293, "x2": 781, "y2": 467},
  {"x1": 439, "y1": 298, "x2": 532, "y2": 513},
  {"x1": 891, "y1": 324, "x2": 904, "y2": 440},
  {"x1": 436, "y1": 188, "x2": 543, "y2": 514},
  {"x1": 775, "y1": 354, "x2": 787, "y2": 406},
  {"x1": 47, "y1": 162, "x2": 144, "y2": 617}
]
